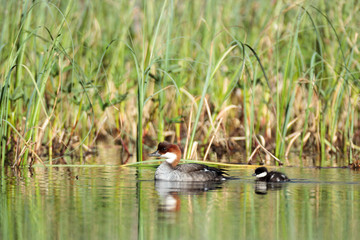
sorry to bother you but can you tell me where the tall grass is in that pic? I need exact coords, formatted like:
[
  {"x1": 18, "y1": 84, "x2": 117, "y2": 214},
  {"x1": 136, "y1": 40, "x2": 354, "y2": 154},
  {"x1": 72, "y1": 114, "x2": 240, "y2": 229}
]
[{"x1": 0, "y1": 0, "x2": 359, "y2": 166}]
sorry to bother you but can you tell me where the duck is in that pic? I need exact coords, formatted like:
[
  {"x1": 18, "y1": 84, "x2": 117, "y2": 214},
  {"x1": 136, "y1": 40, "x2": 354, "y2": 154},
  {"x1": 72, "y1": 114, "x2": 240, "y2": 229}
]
[
  {"x1": 149, "y1": 141, "x2": 228, "y2": 181},
  {"x1": 252, "y1": 167, "x2": 290, "y2": 182}
]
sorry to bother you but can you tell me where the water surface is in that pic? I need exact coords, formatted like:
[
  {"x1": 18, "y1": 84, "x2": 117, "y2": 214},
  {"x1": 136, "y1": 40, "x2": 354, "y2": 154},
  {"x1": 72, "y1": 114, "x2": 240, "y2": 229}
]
[{"x1": 1, "y1": 165, "x2": 360, "y2": 240}]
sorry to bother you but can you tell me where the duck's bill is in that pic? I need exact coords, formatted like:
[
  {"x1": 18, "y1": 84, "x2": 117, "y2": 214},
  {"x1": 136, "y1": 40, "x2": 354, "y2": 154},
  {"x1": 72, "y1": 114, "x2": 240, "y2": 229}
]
[
  {"x1": 149, "y1": 150, "x2": 161, "y2": 157},
  {"x1": 252, "y1": 173, "x2": 256, "y2": 176}
]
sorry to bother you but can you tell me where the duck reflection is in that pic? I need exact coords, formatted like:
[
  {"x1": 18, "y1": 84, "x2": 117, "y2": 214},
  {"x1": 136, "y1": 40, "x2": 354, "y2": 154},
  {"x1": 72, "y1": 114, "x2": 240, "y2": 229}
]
[
  {"x1": 254, "y1": 181, "x2": 288, "y2": 195},
  {"x1": 155, "y1": 181, "x2": 224, "y2": 213}
]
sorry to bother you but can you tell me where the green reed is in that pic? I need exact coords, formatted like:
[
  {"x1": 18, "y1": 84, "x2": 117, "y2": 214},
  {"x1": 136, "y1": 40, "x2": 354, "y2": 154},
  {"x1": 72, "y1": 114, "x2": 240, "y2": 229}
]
[{"x1": 275, "y1": 9, "x2": 302, "y2": 158}]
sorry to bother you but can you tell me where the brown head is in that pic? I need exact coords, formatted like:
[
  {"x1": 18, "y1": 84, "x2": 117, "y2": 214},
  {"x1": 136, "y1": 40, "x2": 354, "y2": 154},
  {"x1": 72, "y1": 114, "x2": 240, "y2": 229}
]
[{"x1": 149, "y1": 142, "x2": 182, "y2": 168}]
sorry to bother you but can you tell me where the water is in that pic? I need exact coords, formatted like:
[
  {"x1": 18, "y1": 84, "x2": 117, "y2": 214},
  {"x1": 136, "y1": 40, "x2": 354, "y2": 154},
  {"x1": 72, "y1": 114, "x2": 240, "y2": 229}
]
[{"x1": 1, "y1": 165, "x2": 360, "y2": 240}]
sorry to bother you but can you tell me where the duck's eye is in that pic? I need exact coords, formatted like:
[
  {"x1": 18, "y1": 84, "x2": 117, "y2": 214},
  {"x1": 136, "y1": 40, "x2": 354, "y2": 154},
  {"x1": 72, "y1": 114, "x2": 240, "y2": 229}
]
[{"x1": 160, "y1": 147, "x2": 166, "y2": 151}]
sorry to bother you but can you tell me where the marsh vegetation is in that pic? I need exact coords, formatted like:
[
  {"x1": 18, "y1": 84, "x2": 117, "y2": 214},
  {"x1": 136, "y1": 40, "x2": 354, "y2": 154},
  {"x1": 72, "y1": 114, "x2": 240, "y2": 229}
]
[{"x1": 0, "y1": 0, "x2": 359, "y2": 167}]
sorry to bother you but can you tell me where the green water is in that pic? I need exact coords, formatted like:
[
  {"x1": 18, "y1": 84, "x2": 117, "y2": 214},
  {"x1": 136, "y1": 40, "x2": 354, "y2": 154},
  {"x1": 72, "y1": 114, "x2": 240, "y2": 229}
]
[{"x1": 1, "y1": 165, "x2": 360, "y2": 240}]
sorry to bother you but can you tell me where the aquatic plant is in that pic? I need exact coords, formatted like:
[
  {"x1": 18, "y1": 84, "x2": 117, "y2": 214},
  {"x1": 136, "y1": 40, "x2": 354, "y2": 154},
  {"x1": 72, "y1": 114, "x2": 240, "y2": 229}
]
[{"x1": 0, "y1": 0, "x2": 359, "y2": 166}]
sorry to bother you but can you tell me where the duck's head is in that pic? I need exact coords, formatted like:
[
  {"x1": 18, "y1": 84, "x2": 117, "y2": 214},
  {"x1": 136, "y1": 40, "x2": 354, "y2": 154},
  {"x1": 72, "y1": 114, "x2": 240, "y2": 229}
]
[
  {"x1": 149, "y1": 142, "x2": 182, "y2": 167},
  {"x1": 252, "y1": 167, "x2": 268, "y2": 178}
]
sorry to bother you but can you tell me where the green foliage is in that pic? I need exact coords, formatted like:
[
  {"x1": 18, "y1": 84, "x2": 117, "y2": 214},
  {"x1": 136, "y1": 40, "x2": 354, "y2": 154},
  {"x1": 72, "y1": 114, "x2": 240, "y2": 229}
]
[{"x1": 0, "y1": 0, "x2": 359, "y2": 166}]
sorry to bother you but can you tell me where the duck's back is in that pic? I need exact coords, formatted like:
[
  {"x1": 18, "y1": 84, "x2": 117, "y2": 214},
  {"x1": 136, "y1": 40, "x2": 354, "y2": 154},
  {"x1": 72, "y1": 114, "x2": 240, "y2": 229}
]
[
  {"x1": 176, "y1": 163, "x2": 227, "y2": 181},
  {"x1": 155, "y1": 163, "x2": 227, "y2": 181},
  {"x1": 266, "y1": 171, "x2": 290, "y2": 182}
]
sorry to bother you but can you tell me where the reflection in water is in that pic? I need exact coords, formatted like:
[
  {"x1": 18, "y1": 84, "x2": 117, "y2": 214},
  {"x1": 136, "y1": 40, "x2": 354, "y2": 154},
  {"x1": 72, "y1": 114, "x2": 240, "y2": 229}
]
[
  {"x1": 254, "y1": 181, "x2": 288, "y2": 195},
  {"x1": 2, "y1": 165, "x2": 360, "y2": 239},
  {"x1": 155, "y1": 181, "x2": 224, "y2": 214}
]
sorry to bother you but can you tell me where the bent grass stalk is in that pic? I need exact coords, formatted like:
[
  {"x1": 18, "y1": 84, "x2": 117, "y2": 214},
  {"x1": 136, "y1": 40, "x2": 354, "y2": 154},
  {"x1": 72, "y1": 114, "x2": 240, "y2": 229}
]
[
  {"x1": 3, "y1": 120, "x2": 45, "y2": 166},
  {"x1": 23, "y1": 33, "x2": 59, "y2": 164},
  {"x1": 186, "y1": 43, "x2": 237, "y2": 159}
]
